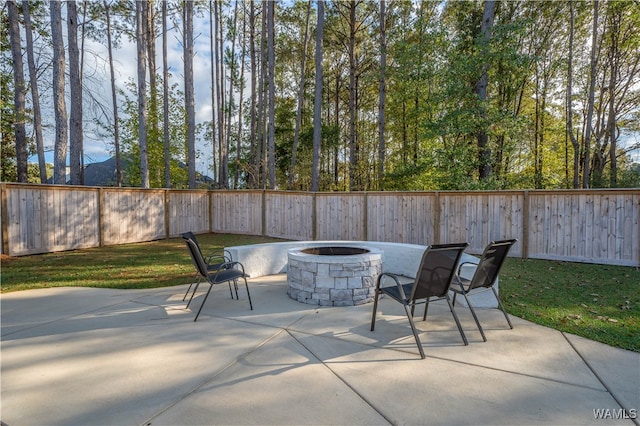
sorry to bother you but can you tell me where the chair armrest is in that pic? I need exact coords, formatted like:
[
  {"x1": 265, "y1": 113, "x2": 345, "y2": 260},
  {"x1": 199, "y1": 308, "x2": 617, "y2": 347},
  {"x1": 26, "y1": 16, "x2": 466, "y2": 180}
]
[
  {"x1": 378, "y1": 272, "x2": 414, "y2": 300},
  {"x1": 205, "y1": 250, "x2": 231, "y2": 265},
  {"x1": 456, "y1": 260, "x2": 478, "y2": 276}
]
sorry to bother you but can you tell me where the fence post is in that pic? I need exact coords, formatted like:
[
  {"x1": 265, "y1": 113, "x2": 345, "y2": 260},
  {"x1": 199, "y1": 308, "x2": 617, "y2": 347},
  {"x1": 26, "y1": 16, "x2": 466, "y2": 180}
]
[
  {"x1": 312, "y1": 192, "x2": 317, "y2": 241},
  {"x1": 363, "y1": 192, "x2": 368, "y2": 241},
  {"x1": 522, "y1": 190, "x2": 529, "y2": 260},
  {"x1": 433, "y1": 191, "x2": 441, "y2": 245},
  {"x1": 1, "y1": 184, "x2": 8, "y2": 255},
  {"x1": 262, "y1": 190, "x2": 266, "y2": 237},
  {"x1": 164, "y1": 190, "x2": 170, "y2": 238},
  {"x1": 208, "y1": 190, "x2": 213, "y2": 233},
  {"x1": 98, "y1": 188, "x2": 104, "y2": 247}
]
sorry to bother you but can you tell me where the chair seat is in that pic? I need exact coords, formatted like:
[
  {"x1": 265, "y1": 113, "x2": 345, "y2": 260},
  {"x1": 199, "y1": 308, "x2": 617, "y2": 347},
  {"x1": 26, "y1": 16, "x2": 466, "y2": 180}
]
[
  {"x1": 209, "y1": 268, "x2": 246, "y2": 284},
  {"x1": 380, "y1": 283, "x2": 413, "y2": 303},
  {"x1": 451, "y1": 277, "x2": 474, "y2": 293}
]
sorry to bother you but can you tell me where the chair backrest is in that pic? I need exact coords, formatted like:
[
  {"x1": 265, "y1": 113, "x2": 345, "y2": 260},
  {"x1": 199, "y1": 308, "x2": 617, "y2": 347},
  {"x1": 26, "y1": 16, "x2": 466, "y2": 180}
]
[
  {"x1": 182, "y1": 231, "x2": 203, "y2": 256},
  {"x1": 182, "y1": 233, "x2": 209, "y2": 278},
  {"x1": 411, "y1": 243, "x2": 468, "y2": 300},
  {"x1": 469, "y1": 239, "x2": 517, "y2": 290}
]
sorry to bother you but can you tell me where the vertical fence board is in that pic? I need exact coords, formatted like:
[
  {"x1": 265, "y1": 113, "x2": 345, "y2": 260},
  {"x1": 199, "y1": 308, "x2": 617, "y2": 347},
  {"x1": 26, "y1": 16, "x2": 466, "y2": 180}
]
[
  {"x1": 315, "y1": 193, "x2": 365, "y2": 240},
  {"x1": 168, "y1": 191, "x2": 209, "y2": 237},
  {"x1": 211, "y1": 191, "x2": 262, "y2": 235},
  {"x1": 264, "y1": 191, "x2": 313, "y2": 240},
  {"x1": 101, "y1": 189, "x2": 165, "y2": 245},
  {"x1": 367, "y1": 193, "x2": 435, "y2": 244},
  {"x1": 437, "y1": 192, "x2": 524, "y2": 256},
  {"x1": 4, "y1": 185, "x2": 99, "y2": 256}
]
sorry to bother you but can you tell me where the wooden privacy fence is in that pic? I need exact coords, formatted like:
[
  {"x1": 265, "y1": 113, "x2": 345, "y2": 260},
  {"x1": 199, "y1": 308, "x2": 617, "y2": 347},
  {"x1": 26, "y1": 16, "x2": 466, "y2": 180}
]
[{"x1": 2, "y1": 183, "x2": 639, "y2": 266}]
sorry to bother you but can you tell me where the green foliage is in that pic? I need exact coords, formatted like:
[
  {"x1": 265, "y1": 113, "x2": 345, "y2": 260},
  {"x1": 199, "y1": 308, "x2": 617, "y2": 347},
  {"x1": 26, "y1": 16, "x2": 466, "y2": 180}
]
[
  {"x1": 116, "y1": 78, "x2": 191, "y2": 188},
  {"x1": 0, "y1": 4, "x2": 17, "y2": 183}
]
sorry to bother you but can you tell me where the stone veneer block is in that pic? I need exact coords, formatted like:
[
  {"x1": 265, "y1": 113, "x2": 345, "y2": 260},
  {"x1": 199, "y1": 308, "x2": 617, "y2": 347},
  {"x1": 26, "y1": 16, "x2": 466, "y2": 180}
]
[{"x1": 286, "y1": 246, "x2": 383, "y2": 306}]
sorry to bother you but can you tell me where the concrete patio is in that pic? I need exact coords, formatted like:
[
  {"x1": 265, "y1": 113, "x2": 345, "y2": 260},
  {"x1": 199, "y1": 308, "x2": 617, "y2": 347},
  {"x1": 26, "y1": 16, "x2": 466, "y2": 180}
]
[{"x1": 1, "y1": 275, "x2": 638, "y2": 426}]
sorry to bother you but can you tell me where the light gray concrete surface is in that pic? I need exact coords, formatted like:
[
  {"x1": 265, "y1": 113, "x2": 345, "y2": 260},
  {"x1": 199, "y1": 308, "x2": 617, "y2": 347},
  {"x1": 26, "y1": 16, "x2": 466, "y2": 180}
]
[{"x1": 1, "y1": 275, "x2": 638, "y2": 426}]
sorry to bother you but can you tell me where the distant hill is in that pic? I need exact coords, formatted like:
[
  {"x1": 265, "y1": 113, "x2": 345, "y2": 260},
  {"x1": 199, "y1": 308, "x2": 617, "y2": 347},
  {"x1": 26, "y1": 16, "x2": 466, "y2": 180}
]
[
  {"x1": 83, "y1": 156, "x2": 125, "y2": 186},
  {"x1": 48, "y1": 157, "x2": 215, "y2": 188}
]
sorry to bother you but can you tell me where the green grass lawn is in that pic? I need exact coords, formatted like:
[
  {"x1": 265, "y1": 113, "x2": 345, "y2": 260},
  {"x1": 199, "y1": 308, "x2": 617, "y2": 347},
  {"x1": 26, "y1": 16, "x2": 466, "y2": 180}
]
[
  {"x1": 2, "y1": 233, "x2": 638, "y2": 352},
  {"x1": 499, "y1": 258, "x2": 639, "y2": 352}
]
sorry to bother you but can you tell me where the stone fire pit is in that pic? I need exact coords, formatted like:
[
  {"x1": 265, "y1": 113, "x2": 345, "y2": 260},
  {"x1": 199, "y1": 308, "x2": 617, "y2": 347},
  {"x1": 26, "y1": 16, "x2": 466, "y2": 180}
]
[{"x1": 287, "y1": 245, "x2": 382, "y2": 306}]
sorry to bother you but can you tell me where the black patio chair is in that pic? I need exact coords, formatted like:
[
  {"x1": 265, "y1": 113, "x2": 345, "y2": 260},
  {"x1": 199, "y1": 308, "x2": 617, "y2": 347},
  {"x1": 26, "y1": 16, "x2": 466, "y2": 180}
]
[
  {"x1": 181, "y1": 232, "x2": 233, "y2": 306},
  {"x1": 450, "y1": 239, "x2": 517, "y2": 342},
  {"x1": 182, "y1": 233, "x2": 253, "y2": 322},
  {"x1": 370, "y1": 242, "x2": 469, "y2": 359}
]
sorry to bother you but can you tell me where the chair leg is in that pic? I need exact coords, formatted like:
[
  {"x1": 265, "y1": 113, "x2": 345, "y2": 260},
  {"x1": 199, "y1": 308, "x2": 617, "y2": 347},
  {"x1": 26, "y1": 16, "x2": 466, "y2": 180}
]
[
  {"x1": 228, "y1": 282, "x2": 234, "y2": 299},
  {"x1": 492, "y1": 287, "x2": 513, "y2": 329},
  {"x1": 446, "y1": 296, "x2": 468, "y2": 346},
  {"x1": 422, "y1": 299, "x2": 430, "y2": 321},
  {"x1": 194, "y1": 283, "x2": 214, "y2": 322},
  {"x1": 403, "y1": 302, "x2": 426, "y2": 359},
  {"x1": 183, "y1": 274, "x2": 202, "y2": 301},
  {"x1": 462, "y1": 293, "x2": 487, "y2": 342},
  {"x1": 183, "y1": 282, "x2": 193, "y2": 301},
  {"x1": 370, "y1": 279, "x2": 383, "y2": 331},
  {"x1": 243, "y1": 277, "x2": 253, "y2": 310},
  {"x1": 233, "y1": 279, "x2": 240, "y2": 300},
  {"x1": 186, "y1": 281, "x2": 202, "y2": 308}
]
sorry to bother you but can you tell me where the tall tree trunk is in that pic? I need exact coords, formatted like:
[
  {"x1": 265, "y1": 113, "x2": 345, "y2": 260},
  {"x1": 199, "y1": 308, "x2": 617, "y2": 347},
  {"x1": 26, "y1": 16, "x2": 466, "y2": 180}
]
[
  {"x1": 162, "y1": 0, "x2": 170, "y2": 188},
  {"x1": 68, "y1": 1, "x2": 83, "y2": 185},
  {"x1": 225, "y1": 0, "x2": 239, "y2": 189},
  {"x1": 567, "y1": 0, "x2": 580, "y2": 188},
  {"x1": 377, "y1": 0, "x2": 386, "y2": 190},
  {"x1": 347, "y1": 1, "x2": 358, "y2": 191},
  {"x1": 50, "y1": 0, "x2": 68, "y2": 184},
  {"x1": 8, "y1": 0, "x2": 27, "y2": 183},
  {"x1": 583, "y1": 1, "x2": 599, "y2": 189},
  {"x1": 136, "y1": 0, "x2": 150, "y2": 188},
  {"x1": 22, "y1": 1, "x2": 46, "y2": 183},
  {"x1": 258, "y1": 1, "x2": 268, "y2": 188},
  {"x1": 248, "y1": 1, "x2": 258, "y2": 188},
  {"x1": 311, "y1": 0, "x2": 324, "y2": 192},
  {"x1": 476, "y1": 0, "x2": 495, "y2": 180},
  {"x1": 147, "y1": 1, "x2": 158, "y2": 130},
  {"x1": 235, "y1": 3, "x2": 247, "y2": 189},
  {"x1": 105, "y1": 1, "x2": 122, "y2": 186},
  {"x1": 289, "y1": 0, "x2": 312, "y2": 189},
  {"x1": 214, "y1": 1, "x2": 227, "y2": 187},
  {"x1": 266, "y1": 0, "x2": 276, "y2": 189},
  {"x1": 208, "y1": 1, "x2": 217, "y2": 183},
  {"x1": 607, "y1": 4, "x2": 619, "y2": 188},
  {"x1": 184, "y1": 0, "x2": 196, "y2": 189}
]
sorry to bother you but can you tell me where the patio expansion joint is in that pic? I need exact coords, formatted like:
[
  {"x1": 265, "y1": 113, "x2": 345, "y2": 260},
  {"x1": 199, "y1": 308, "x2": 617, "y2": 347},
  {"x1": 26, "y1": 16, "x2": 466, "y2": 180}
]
[
  {"x1": 0, "y1": 298, "x2": 137, "y2": 338},
  {"x1": 139, "y1": 327, "x2": 290, "y2": 426},
  {"x1": 285, "y1": 328, "x2": 395, "y2": 426},
  {"x1": 561, "y1": 331, "x2": 639, "y2": 426},
  {"x1": 284, "y1": 326, "x2": 612, "y2": 395},
  {"x1": 427, "y1": 352, "x2": 610, "y2": 394}
]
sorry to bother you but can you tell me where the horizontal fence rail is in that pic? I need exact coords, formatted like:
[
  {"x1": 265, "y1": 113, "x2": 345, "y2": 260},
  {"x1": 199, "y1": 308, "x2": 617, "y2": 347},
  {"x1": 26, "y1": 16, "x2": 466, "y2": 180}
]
[{"x1": 1, "y1": 183, "x2": 638, "y2": 266}]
